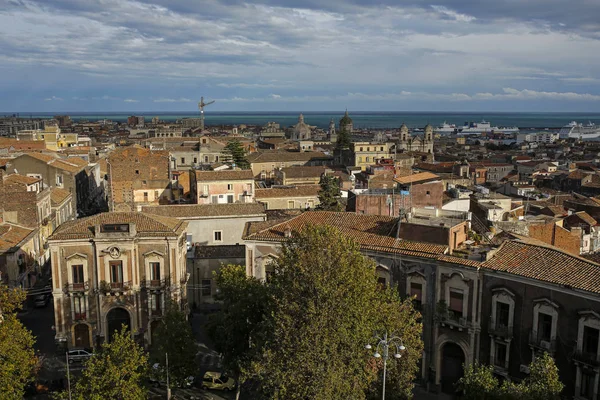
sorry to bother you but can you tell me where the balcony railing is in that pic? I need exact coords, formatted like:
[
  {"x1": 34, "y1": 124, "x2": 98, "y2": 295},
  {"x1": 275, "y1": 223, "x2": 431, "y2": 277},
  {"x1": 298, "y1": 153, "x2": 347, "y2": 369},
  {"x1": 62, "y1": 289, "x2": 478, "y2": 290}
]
[
  {"x1": 142, "y1": 278, "x2": 168, "y2": 289},
  {"x1": 99, "y1": 280, "x2": 132, "y2": 294},
  {"x1": 65, "y1": 281, "x2": 89, "y2": 292},
  {"x1": 573, "y1": 350, "x2": 600, "y2": 367},
  {"x1": 488, "y1": 319, "x2": 513, "y2": 339},
  {"x1": 439, "y1": 311, "x2": 469, "y2": 330},
  {"x1": 528, "y1": 331, "x2": 556, "y2": 352}
]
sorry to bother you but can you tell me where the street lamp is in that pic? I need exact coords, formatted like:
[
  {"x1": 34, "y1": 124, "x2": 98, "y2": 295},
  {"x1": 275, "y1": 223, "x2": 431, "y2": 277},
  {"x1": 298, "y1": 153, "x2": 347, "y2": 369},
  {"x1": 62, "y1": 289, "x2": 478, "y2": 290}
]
[{"x1": 365, "y1": 331, "x2": 406, "y2": 400}]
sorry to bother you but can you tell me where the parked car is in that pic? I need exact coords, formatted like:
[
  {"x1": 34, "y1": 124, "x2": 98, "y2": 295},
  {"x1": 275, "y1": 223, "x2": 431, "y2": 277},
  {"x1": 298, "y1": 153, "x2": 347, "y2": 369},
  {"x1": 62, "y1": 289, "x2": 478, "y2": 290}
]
[
  {"x1": 66, "y1": 348, "x2": 93, "y2": 364},
  {"x1": 34, "y1": 294, "x2": 50, "y2": 308},
  {"x1": 201, "y1": 371, "x2": 235, "y2": 391},
  {"x1": 149, "y1": 363, "x2": 194, "y2": 388}
]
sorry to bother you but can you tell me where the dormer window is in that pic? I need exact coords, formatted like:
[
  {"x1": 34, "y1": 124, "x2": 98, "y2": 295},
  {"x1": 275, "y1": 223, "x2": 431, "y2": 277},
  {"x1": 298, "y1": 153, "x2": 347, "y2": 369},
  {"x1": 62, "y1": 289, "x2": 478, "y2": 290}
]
[{"x1": 100, "y1": 224, "x2": 129, "y2": 233}]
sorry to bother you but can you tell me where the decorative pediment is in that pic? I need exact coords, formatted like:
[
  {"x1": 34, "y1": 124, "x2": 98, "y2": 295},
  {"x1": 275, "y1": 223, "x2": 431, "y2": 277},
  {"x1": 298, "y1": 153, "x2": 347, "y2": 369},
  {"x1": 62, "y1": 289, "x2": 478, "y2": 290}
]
[
  {"x1": 491, "y1": 287, "x2": 515, "y2": 298},
  {"x1": 441, "y1": 271, "x2": 468, "y2": 282},
  {"x1": 65, "y1": 253, "x2": 87, "y2": 261},
  {"x1": 578, "y1": 310, "x2": 600, "y2": 321},
  {"x1": 533, "y1": 298, "x2": 559, "y2": 310},
  {"x1": 407, "y1": 269, "x2": 426, "y2": 279},
  {"x1": 143, "y1": 250, "x2": 164, "y2": 258}
]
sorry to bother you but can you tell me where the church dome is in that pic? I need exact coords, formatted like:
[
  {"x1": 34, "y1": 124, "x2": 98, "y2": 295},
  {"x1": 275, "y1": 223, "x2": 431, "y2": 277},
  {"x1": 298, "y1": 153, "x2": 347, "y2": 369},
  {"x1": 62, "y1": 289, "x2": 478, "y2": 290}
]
[{"x1": 339, "y1": 110, "x2": 353, "y2": 125}]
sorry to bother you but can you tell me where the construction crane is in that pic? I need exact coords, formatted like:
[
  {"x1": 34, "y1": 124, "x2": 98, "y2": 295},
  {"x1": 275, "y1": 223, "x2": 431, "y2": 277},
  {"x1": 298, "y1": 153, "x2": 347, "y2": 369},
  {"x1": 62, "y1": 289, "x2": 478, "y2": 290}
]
[{"x1": 198, "y1": 96, "x2": 215, "y2": 131}]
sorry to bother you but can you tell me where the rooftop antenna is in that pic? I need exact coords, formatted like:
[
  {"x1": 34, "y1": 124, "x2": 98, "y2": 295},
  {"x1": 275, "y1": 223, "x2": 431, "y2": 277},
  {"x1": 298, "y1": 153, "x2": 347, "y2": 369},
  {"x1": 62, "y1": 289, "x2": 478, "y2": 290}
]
[{"x1": 198, "y1": 96, "x2": 215, "y2": 132}]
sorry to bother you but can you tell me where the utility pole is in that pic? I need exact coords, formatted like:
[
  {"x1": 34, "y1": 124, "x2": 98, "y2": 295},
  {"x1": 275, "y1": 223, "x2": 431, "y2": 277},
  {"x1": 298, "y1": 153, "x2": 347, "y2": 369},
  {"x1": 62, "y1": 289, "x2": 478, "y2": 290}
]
[
  {"x1": 166, "y1": 353, "x2": 171, "y2": 400},
  {"x1": 66, "y1": 352, "x2": 72, "y2": 400}
]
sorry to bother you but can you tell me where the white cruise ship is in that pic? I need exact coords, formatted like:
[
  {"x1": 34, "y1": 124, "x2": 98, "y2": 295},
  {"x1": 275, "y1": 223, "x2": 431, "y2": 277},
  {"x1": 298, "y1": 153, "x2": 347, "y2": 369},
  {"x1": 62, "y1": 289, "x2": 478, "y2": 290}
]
[
  {"x1": 559, "y1": 121, "x2": 600, "y2": 140},
  {"x1": 434, "y1": 120, "x2": 519, "y2": 134}
]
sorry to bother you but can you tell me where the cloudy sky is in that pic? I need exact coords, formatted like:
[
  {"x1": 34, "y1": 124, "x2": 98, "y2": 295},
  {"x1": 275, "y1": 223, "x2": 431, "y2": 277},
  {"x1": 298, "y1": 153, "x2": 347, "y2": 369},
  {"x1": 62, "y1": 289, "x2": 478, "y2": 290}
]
[{"x1": 2, "y1": 0, "x2": 600, "y2": 112}]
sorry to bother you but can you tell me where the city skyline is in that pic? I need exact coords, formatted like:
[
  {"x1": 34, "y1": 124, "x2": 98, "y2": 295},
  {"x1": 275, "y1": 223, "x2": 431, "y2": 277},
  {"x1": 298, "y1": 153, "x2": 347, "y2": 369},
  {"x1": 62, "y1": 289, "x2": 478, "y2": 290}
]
[{"x1": 2, "y1": 0, "x2": 600, "y2": 112}]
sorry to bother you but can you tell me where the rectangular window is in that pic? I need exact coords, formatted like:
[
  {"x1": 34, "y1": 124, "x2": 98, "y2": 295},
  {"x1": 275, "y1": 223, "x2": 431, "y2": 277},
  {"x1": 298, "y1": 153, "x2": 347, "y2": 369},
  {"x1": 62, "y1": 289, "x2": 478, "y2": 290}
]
[
  {"x1": 227, "y1": 184, "x2": 233, "y2": 191},
  {"x1": 154, "y1": 190, "x2": 159, "y2": 199},
  {"x1": 496, "y1": 302, "x2": 510, "y2": 328},
  {"x1": 227, "y1": 194, "x2": 234, "y2": 203},
  {"x1": 581, "y1": 370, "x2": 595, "y2": 400},
  {"x1": 583, "y1": 326, "x2": 600, "y2": 356},
  {"x1": 204, "y1": 156, "x2": 209, "y2": 163},
  {"x1": 377, "y1": 277, "x2": 387, "y2": 287},
  {"x1": 449, "y1": 289, "x2": 464, "y2": 319},
  {"x1": 202, "y1": 184, "x2": 209, "y2": 194},
  {"x1": 193, "y1": 157, "x2": 197, "y2": 164},
  {"x1": 213, "y1": 231, "x2": 222, "y2": 242},
  {"x1": 211, "y1": 195, "x2": 218, "y2": 204},
  {"x1": 494, "y1": 342, "x2": 507, "y2": 368},
  {"x1": 143, "y1": 192, "x2": 148, "y2": 201},
  {"x1": 538, "y1": 313, "x2": 553, "y2": 341},
  {"x1": 150, "y1": 262, "x2": 161, "y2": 281},
  {"x1": 73, "y1": 296, "x2": 86, "y2": 320},
  {"x1": 288, "y1": 200, "x2": 295, "y2": 209},
  {"x1": 100, "y1": 224, "x2": 129, "y2": 233},
  {"x1": 72, "y1": 264, "x2": 84, "y2": 288},
  {"x1": 150, "y1": 293, "x2": 161, "y2": 313},
  {"x1": 180, "y1": 157, "x2": 185, "y2": 164},
  {"x1": 410, "y1": 282, "x2": 422, "y2": 303},
  {"x1": 215, "y1": 156, "x2": 219, "y2": 162},
  {"x1": 56, "y1": 174, "x2": 63, "y2": 186},
  {"x1": 110, "y1": 261, "x2": 123, "y2": 286},
  {"x1": 202, "y1": 279, "x2": 212, "y2": 297}
]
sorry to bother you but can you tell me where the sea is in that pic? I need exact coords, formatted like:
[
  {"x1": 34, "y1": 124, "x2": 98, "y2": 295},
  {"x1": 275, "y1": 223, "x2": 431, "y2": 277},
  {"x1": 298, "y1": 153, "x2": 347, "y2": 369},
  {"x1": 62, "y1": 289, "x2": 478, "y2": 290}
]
[{"x1": 4, "y1": 111, "x2": 600, "y2": 130}]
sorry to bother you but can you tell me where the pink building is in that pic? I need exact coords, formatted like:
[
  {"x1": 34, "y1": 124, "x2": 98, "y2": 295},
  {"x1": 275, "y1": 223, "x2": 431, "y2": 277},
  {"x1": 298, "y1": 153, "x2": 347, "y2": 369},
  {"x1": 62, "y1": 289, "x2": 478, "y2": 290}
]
[{"x1": 190, "y1": 170, "x2": 255, "y2": 204}]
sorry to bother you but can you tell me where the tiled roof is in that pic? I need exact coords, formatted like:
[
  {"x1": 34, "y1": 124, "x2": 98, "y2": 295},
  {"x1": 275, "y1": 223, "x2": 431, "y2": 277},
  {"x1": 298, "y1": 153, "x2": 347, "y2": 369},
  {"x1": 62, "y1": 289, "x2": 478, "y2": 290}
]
[
  {"x1": 243, "y1": 211, "x2": 449, "y2": 256},
  {"x1": 49, "y1": 212, "x2": 187, "y2": 241},
  {"x1": 255, "y1": 185, "x2": 321, "y2": 199},
  {"x1": 0, "y1": 223, "x2": 34, "y2": 253},
  {"x1": 280, "y1": 166, "x2": 327, "y2": 178},
  {"x1": 574, "y1": 211, "x2": 597, "y2": 226},
  {"x1": 25, "y1": 152, "x2": 58, "y2": 163},
  {"x1": 482, "y1": 240, "x2": 600, "y2": 295},
  {"x1": 247, "y1": 150, "x2": 331, "y2": 163},
  {"x1": 193, "y1": 170, "x2": 254, "y2": 181},
  {"x1": 141, "y1": 203, "x2": 265, "y2": 218},
  {"x1": 394, "y1": 172, "x2": 440, "y2": 185},
  {"x1": 3, "y1": 174, "x2": 41, "y2": 185},
  {"x1": 49, "y1": 157, "x2": 88, "y2": 173},
  {"x1": 50, "y1": 188, "x2": 72, "y2": 206}
]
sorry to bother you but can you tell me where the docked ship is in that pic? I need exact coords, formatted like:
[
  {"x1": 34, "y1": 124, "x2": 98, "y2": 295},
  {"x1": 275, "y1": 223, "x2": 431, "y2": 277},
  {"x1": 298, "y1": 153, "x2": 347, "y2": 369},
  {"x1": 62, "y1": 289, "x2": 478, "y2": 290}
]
[
  {"x1": 559, "y1": 121, "x2": 600, "y2": 140},
  {"x1": 434, "y1": 120, "x2": 519, "y2": 134}
]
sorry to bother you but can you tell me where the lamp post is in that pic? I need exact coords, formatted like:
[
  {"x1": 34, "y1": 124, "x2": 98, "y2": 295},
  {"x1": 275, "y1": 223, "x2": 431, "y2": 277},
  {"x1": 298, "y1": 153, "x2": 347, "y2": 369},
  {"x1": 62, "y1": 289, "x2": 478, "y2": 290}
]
[{"x1": 365, "y1": 331, "x2": 406, "y2": 400}]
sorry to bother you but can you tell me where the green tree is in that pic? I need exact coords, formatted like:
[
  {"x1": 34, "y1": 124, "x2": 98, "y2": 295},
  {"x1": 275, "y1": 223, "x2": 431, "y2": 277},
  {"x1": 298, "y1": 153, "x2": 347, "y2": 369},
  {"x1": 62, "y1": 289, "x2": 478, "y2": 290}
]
[
  {"x1": 457, "y1": 352, "x2": 564, "y2": 400},
  {"x1": 317, "y1": 174, "x2": 343, "y2": 211},
  {"x1": 62, "y1": 326, "x2": 148, "y2": 400},
  {"x1": 209, "y1": 264, "x2": 274, "y2": 400},
  {"x1": 150, "y1": 301, "x2": 197, "y2": 388},
  {"x1": 252, "y1": 225, "x2": 423, "y2": 399},
  {"x1": 457, "y1": 362, "x2": 499, "y2": 400},
  {"x1": 224, "y1": 139, "x2": 250, "y2": 169},
  {"x1": 0, "y1": 284, "x2": 37, "y2": 399},
  {"x1": 336, "y1": 126, "x2": 351, "y2": 150}
]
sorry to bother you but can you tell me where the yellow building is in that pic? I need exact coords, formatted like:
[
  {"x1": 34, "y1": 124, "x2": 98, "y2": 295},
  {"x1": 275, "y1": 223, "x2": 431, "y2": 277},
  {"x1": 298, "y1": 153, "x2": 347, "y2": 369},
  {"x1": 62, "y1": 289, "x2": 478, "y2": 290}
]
[
  {"x1": 17, "y1": 123, "x2": 79, "y2": 150},
  {"x1": 351, "y1": 142, "x2": 393, "y2": 171}
]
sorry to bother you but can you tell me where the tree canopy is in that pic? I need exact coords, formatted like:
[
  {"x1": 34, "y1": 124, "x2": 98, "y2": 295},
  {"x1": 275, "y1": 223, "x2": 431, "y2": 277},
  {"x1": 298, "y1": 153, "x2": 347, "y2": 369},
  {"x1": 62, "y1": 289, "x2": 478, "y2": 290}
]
[
  {"x1": 149, "y1": 301, "x2": 197, "y2": 388},
  {"x1": 317, "y1": 174, "x2": 343, "y2": 211},
  {"x1": 224, "y1": 139, "x2": 250, "y2": 169},
  {"x1": 210, "y1": 225, "x2": 423, "y2": 399},
  {"x1": 458, "y1": 353, "x2": 564, "y2": 400},
  {"x1": 61, "y1": 326, "x2": 148, "y2": 400},
  {"x1": 0, "y1": 284, "x2": 37, "y2": 399},
  {"x1": 336, "y1": 126, "x2": 351, "y2": 150}
]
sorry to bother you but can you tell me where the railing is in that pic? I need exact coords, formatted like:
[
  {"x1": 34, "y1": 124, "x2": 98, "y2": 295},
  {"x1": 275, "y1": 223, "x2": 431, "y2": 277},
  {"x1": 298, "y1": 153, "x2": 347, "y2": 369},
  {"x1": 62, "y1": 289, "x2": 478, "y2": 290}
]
[
  {"x1": 528, "y1": 331, "x2": 556, "y2": 352},
  {"x1": 438, "y1": 311, "x2": 469, "y2": 330},
  {"x1": 488, "y1": 318, "x2": 513, "y2": 339},
  {"x1": 142, "y1": 278, "x2": 168, "y2": 289},
  {"x1": 573, "y1": 350, "x2": 600, "y2": 367},
  {"x1": 65, "y1": 281, "x2": 89, "y2": 292},
  {"x1": 106, "y1": 280, "x2": 132, "y2": 292}
]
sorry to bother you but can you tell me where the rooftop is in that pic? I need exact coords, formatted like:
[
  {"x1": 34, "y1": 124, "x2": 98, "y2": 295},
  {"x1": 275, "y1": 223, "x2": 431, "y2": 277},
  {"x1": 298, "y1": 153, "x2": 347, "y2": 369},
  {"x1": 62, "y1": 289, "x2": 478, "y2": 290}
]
[
  {"x1": 49, "y1": 212, "x2": 187, "y2": 241},
  {"x1": 394, "y1": 172, "x2": 440, "y2": 185},
  {"x1": 141, "y1": 203, "x2": 266, "y2": 218},
  {"x1": 50, "y1": 187, "x2": 72, "y2": 206},
  {"x1": 0, "y1": 223, "x2": 34, "y2": 253},
  {"x1": 193, "y1": 169, "x2": 254, "y2": 181},
  {"x1": 255, "y1": 185, "x2": 321, "y2": 199}
]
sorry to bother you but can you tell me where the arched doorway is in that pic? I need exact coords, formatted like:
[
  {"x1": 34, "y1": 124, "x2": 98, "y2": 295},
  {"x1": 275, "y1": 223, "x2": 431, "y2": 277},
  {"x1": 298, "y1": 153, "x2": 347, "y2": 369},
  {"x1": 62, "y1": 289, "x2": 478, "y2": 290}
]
[
  {"x1": 441, "y1": 342, "x2": 465, "y2": 395},
  {"x1": 73, "y1": 324, "x2": 90, "y2": 348},
  {"x1": 106, "y1": 307, "x2": 130, "y2": 342}
]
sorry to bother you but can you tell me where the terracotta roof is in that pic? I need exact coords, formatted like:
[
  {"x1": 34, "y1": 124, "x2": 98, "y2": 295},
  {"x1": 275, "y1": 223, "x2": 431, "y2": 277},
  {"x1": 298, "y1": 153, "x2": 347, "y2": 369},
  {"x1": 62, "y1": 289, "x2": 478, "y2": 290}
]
[
  {"x1": 3, "y1": 174, "x2": 41, "y2": 185},
  {"x1": 49, "y1": 212, "x2": 187, "y2": 241},
  {"x1": 255, "y1": 185, "x2": 321, "y2": 199},
  {"x1": 394, "y1": 172, "x2": 440, "y2": 185},
  {"x1": 415, "y1": 162, "x2": 455, "y2": 173},
  {"x1": 279, "y1": 166, "x2": 327, "y2": 178},
  {"x1": 247, "y1": 150, "x2": 331, "y2": 163},
  {"x1": 49, "y1": 157, "x2": 88, "y2": 173},
  {"x1": 50, "y1": 188, "x2": 72, "y2": 206},
  {"x1": 0, "y1": 158, "x2": 13, "y2": 167},
  {"x1": 0, "y1": 223, "x2": 34, "y2": 253},
  {"x1": 243, "y1": 211, "x2": 449, "y2": 256},
  {"x1": 482, "y1": 240, "x2": 600, "y2": 295},
  {"x1": 574, "y1": 211, "x2": 598, "y2": 227},
  {"x1": 568, "y1": 169, "x2": 590, "y2": 180},
  {"x1": 24, "y1": 152, "x2": 58, "y2": 163},
  {"x1": 141, "y1": 203, "x2": 265, "y2": 218},
  {"x1": 193, "y1": 170, "x2": 254, "y2": 181}
]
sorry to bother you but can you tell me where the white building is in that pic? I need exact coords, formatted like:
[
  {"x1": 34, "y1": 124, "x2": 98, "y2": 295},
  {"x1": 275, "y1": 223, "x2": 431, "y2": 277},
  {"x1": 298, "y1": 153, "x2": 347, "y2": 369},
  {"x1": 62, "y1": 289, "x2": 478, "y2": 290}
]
[{"x1": 516, "y1": 132, "x2": 560, "y2": 144}]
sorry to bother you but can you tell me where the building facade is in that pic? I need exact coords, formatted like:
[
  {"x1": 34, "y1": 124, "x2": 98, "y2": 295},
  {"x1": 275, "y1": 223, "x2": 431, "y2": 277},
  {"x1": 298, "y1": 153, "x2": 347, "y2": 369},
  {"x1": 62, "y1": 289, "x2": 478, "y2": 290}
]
[
  {"x1": 190, "y1": 169, "x2": 255, "y2": 205},
  {"x1": 48, "y1": 212, "x2": 188, "y2": 349}
]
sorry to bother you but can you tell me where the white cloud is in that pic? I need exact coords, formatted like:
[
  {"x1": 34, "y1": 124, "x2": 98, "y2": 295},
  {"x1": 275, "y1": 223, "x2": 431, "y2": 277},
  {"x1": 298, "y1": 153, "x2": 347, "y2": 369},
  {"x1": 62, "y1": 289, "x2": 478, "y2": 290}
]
[
  {"x1": 430, "y1": 5, "x2": 476, "y2": 22},
  {"x1": 270, "y1": 94, "x2": 281, "y2": 99},
  {"x1": 123, "y1": 98, "x2": 139, "y2": 103},
  {"x1": 153, "y1": 97, "x2": 192, "y2": 103},
  {"x1": 44, "y1": 96, "x2": 62, "y2": 101}
]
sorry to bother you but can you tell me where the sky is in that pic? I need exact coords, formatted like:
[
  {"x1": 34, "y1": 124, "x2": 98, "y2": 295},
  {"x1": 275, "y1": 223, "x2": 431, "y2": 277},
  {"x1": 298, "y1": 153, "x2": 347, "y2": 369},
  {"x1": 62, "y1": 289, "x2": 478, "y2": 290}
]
[{"x1": 2, "y1": 0, "x2": 600, "y2": 112}]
